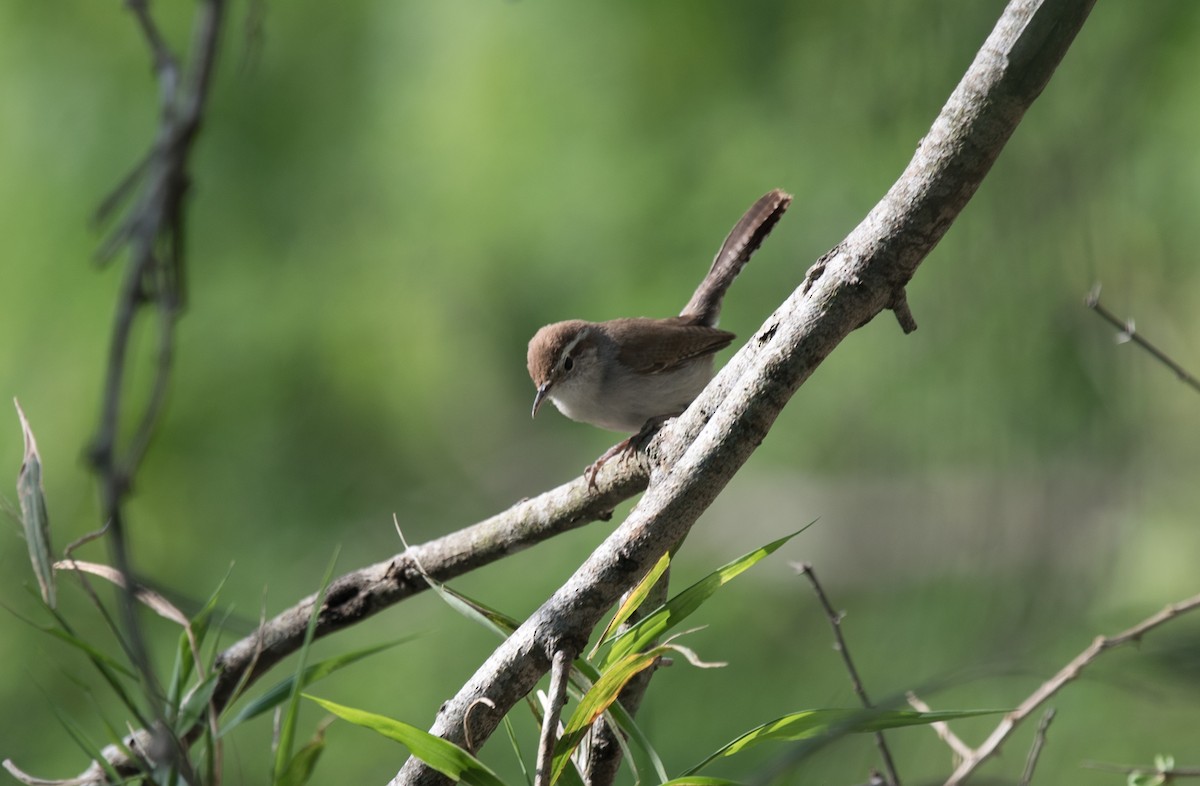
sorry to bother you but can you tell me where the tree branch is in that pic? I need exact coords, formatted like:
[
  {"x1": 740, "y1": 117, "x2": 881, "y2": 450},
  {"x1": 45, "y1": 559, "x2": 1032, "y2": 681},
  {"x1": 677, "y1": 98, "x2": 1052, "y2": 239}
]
[
  {"x1": 82, "y1": 0, "x2": 227, "y2": 772},
  {"x1": 1085, "y1": 285, "x2": 1200, "y2": 395},
  {"x1": 39, "y1": 0, "x2": 1103, "y2": 782},
  {"x1": 210, "y1": 470, "x2": 645, "y2": 713},
  {"x1": 942, "y1": 591, "x2": 1200, "y2": 785},
  {"x1": 535, "y1": 650, "x2": 573, "y2": 786},
  {"x1": 796, "y1": 562, "x2": 900, "y2": 786},
  {"x1": 1018, "y1": 709, "x2": 1055, "y2": 786},
  {"x1": 393, "y1": 2, "x2": 1098, "y2": 784},
  {"x1": 906, "y1": 693, "x2": 973, "y2": 764},
  {"x1": 51, "y1": 466, "x2": 647, "y2": 783}
]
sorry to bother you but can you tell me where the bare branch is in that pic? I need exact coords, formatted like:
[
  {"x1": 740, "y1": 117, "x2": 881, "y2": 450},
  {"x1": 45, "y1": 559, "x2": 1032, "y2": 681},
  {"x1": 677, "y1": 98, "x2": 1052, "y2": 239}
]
[
  {"x1": 59, "y1": 466, "x2": 642, "y2": 781},
  {"x1": 535, "y1": 650, "x2": 573, "y2": 786},
  {"x1": 795, "y1": 563, "x2": 899, "y2": 786},
  {"x1": 1082, "y1": 759, "x2": 1200, "y2": 778},
  {"x1": 45, "y1": 1, "x2": 1109, "y2": 783},
  {"x1": 907, "y1": 693, "x2": 972, "y2": 764},
  {"x1": 1018, "y1": 709, "x2": 1054, "y2": 786},
  {"x1": 944, "y1": 591, "x2": 1200, "y2": 785},
  {"x1": 393, "y1": 2, "x2": 1099, "y2": 784},
  {"x1": 1085, "y1": 285, "x2": 1200, "y2": 395}
]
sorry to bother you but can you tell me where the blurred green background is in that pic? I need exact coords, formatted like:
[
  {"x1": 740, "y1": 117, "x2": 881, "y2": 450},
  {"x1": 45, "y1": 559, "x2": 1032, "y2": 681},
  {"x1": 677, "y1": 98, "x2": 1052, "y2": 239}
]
[{"x1": 2, "y1": 1, "x2": 1199, "y2": 783}]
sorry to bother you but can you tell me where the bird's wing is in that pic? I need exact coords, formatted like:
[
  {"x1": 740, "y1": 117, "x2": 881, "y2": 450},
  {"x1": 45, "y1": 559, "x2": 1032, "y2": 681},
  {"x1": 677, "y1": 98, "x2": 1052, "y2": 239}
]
[{"x1": 609, "y1": 317, "x2": 735, "y2": 375}]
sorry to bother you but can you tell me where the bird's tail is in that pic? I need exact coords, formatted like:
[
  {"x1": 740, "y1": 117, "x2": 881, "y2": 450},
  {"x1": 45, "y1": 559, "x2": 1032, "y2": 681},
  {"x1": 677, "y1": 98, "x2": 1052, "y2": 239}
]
[{"x1": 681, "y1": 188, "x2": 792, "y2": 327}]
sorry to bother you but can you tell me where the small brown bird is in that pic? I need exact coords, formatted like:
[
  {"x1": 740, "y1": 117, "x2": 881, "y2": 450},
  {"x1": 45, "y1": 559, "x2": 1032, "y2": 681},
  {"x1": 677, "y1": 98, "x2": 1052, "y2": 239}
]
[{"x1": 527, "y1": 189, "x2": 791, "y2": 451}]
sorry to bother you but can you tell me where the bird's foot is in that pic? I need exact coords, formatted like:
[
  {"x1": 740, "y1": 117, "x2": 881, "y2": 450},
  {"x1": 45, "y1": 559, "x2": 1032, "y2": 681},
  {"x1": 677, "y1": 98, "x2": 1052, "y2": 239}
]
[{"x1": 584, "y1": 414, "x2": 675, "y2": 492}]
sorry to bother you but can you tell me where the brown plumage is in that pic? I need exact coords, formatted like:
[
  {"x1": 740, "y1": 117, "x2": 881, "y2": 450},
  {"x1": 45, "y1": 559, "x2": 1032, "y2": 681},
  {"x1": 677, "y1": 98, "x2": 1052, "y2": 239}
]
[{"x1": 526, "y1": 188, "x2": 792, "y2": 434}]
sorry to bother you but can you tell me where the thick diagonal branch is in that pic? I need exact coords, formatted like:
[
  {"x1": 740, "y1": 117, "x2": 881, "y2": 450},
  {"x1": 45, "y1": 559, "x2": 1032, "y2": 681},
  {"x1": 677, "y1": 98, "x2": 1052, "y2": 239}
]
[{"x1": 393, "y1": 1, "x2": 1097, "y2": 784}]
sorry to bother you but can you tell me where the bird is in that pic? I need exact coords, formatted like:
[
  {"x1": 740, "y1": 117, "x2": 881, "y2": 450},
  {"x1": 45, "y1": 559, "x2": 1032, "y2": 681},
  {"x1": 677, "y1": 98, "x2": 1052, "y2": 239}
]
[{"x1": 526, "y1": 188, "x2": 791, "y2": 485}]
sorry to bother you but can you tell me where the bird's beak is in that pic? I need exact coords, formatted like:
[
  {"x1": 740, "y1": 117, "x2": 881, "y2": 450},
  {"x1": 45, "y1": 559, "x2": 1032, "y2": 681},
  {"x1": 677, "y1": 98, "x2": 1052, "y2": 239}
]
[{"x1": 532, "y1": 383, "x2": 552, "y2": 418}]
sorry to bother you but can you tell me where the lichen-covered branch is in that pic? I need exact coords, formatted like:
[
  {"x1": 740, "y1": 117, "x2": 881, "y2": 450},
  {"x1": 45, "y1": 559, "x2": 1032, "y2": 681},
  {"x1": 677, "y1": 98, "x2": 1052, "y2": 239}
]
[{"x1": 392, "y1": 1, "x2": 1098, "y2": 784}]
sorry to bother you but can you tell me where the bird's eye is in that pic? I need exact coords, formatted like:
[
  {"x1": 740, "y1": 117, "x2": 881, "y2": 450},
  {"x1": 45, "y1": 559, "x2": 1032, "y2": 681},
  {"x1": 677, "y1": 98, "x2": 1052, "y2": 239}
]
[{"x1": 563, "y1": 356, "x2": 574, "y2": 372}]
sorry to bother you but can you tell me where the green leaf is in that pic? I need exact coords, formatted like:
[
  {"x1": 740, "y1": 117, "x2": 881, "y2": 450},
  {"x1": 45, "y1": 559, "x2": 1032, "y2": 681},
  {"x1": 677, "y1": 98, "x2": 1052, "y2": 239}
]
[
  {"x1": 14, "y1": 399, "x2": 54, "y2": 607},
  {"x1": 685, "y1": 708, "x2": 1006, "y2": 775},
  {"x1": 601, "y1": 529, "x2": 806, "y2": 668},
  {"x1": 422, "y1": 571, "x2": 522, "y2": 639},
  {"x1": 223, "y1": 635, "x2": 416, "y2": 735},
  {"x1": 177, "y1": 670, "x2": 221, "y2": 733},
  {"x1": 273, "y1": 548, "x2": 340, "y2": 783},
  {"x1": 555, "y1": 752, "x2": 587, "y2": 786},
  {"x1": 167, "y1": 618, "x2": 200, "y2": 720},
  {"x1": 277, "y1": 719, "x2": 331, "y2": 786},
  {"x1": 306, "y1": 695, "x2": 508, "y2": 786},
  {"x1": 48, "y1": 700, "x2": 124, "y2": 785},
  {"x1": 592, "y1": 552, "x2": 670, "y2": 657},
  {"x1": 35, "y1": 605, "x2": 149, "y2": 727},
  {"x1": 41, "y1": 624, "x2": 137, "y2": 680},
  {"x1": 500, "y1": 714, "x2": 533, "y2": 786},
  {"x1": 570, "y1": 659, "x2": 668, "y2": 784},
  {"x1": 35, "y1": 578, "x2": 152, "y2": 729},
  {"x1": 661, "y1": 778, "x2": 744, "y2": 786},
  {"x1": 550, "y1": 650, "x2": 662, "y2": 785}
]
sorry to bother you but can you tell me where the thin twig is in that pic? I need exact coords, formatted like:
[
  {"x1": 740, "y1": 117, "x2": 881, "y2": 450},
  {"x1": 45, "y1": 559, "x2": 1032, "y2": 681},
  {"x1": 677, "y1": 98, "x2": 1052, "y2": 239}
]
[
  {"x1": 75, "y1": 0, "x2": 228, "y2": 780},
  {"x1": 795, "y1": 563, "x2": 900, "y2": 786},
  {"x1": 1085, "y1": 285, "x2": 1200, "y2": 394},
  {"x1": 535, "y1": 650, "x2": 573, "y2": 786},
  {"x1": 1018, "y1": 709, "x2": 1054, "y2": 786},
  {"x1": 944, "y1": 592, "x2": 1200, "y2": 785},
  {"x1": 63, "y1": 521, "x2": 112, "y2": 555},
  {"x1": 127, "y1": 0, "x2": 181, "y2": 100},
  {"x1": 123, "y1": 286, "x2": 179, "y2": 474},
  {"x1": 906, "y1": 693, "x2": 972, "y2": 763},
  {"x1": 1082, "y1": 760, "x2": 1200, "y2": 777}
]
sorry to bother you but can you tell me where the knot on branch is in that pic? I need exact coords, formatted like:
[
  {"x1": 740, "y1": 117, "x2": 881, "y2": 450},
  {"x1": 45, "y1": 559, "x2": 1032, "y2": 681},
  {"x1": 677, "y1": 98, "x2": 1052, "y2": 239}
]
[
  {"x1": 889, "y1": 287, "x2": 918, "y2": 334},
  {"x1": 801, "y1": 255, "x2": 830, "y2": 295}
]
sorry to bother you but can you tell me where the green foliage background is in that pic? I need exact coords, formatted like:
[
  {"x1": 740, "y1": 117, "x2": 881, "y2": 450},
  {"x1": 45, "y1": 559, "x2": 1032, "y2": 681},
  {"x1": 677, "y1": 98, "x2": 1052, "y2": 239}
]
[{"x1": 2, "y1": 1, "x2": 1199, "y2": 783}]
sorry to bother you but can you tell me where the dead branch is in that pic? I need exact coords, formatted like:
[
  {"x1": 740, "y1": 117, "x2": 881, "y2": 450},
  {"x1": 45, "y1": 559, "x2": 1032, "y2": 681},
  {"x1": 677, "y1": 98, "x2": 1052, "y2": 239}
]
[{"x1": 393, "y1": 2, "x2": 1099, "y2": 784}]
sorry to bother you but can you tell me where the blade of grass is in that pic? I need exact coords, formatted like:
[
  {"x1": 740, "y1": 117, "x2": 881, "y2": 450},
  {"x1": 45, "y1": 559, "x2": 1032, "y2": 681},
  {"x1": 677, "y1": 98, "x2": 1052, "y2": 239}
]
[
  {"x1": 40, "y1": 621, "x2": 137, "y2": 680},
  {"x1": 501, "y1": 714, "x2": 533, "y2": 786},
  {"x1": 603, "y1": 696, "x2": 667, "y2": 784},
  {"x1": 178, "y1": 669, "x2": 221, "y2": 732},
  {"x1": 166, "y1": 621, "x2": 194, "y2": 722},
  {"x1": 572, "y1": 658, "x2": 668, "y2": 784},
  {"x1": 277, "y1": 717, "x2": 332, "y2": 786},
  {"x1": 273, "y1": 547, "x2": 340, "y2": 783},
  {"x1": 601, "y1": 529, "x2": 808, "y2": 669},
  {"x1": 38, "y1": 600, "x2": 150, "y2": 729},
  {"x1": 414, "y1": 564, "x2": 522, "y2": 639},
  {"x1": 550, "y1": 650, "x2": 664, "y2": 786},
  {"x1": 48, "y1": 699, "x2": 125, "y2": 785},
  {"x1": 591, "y1": 552, "x2": 670, "y2": 658},
  {"x1": 222, "y1": 635, "x2": 416, "y2": 735},
  {"x1": 684, "y1": 708, "x2": 1006, "y2": 775},
  {"x1": 307, "y1": 695, "x2": 508, "y2": 786}
]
